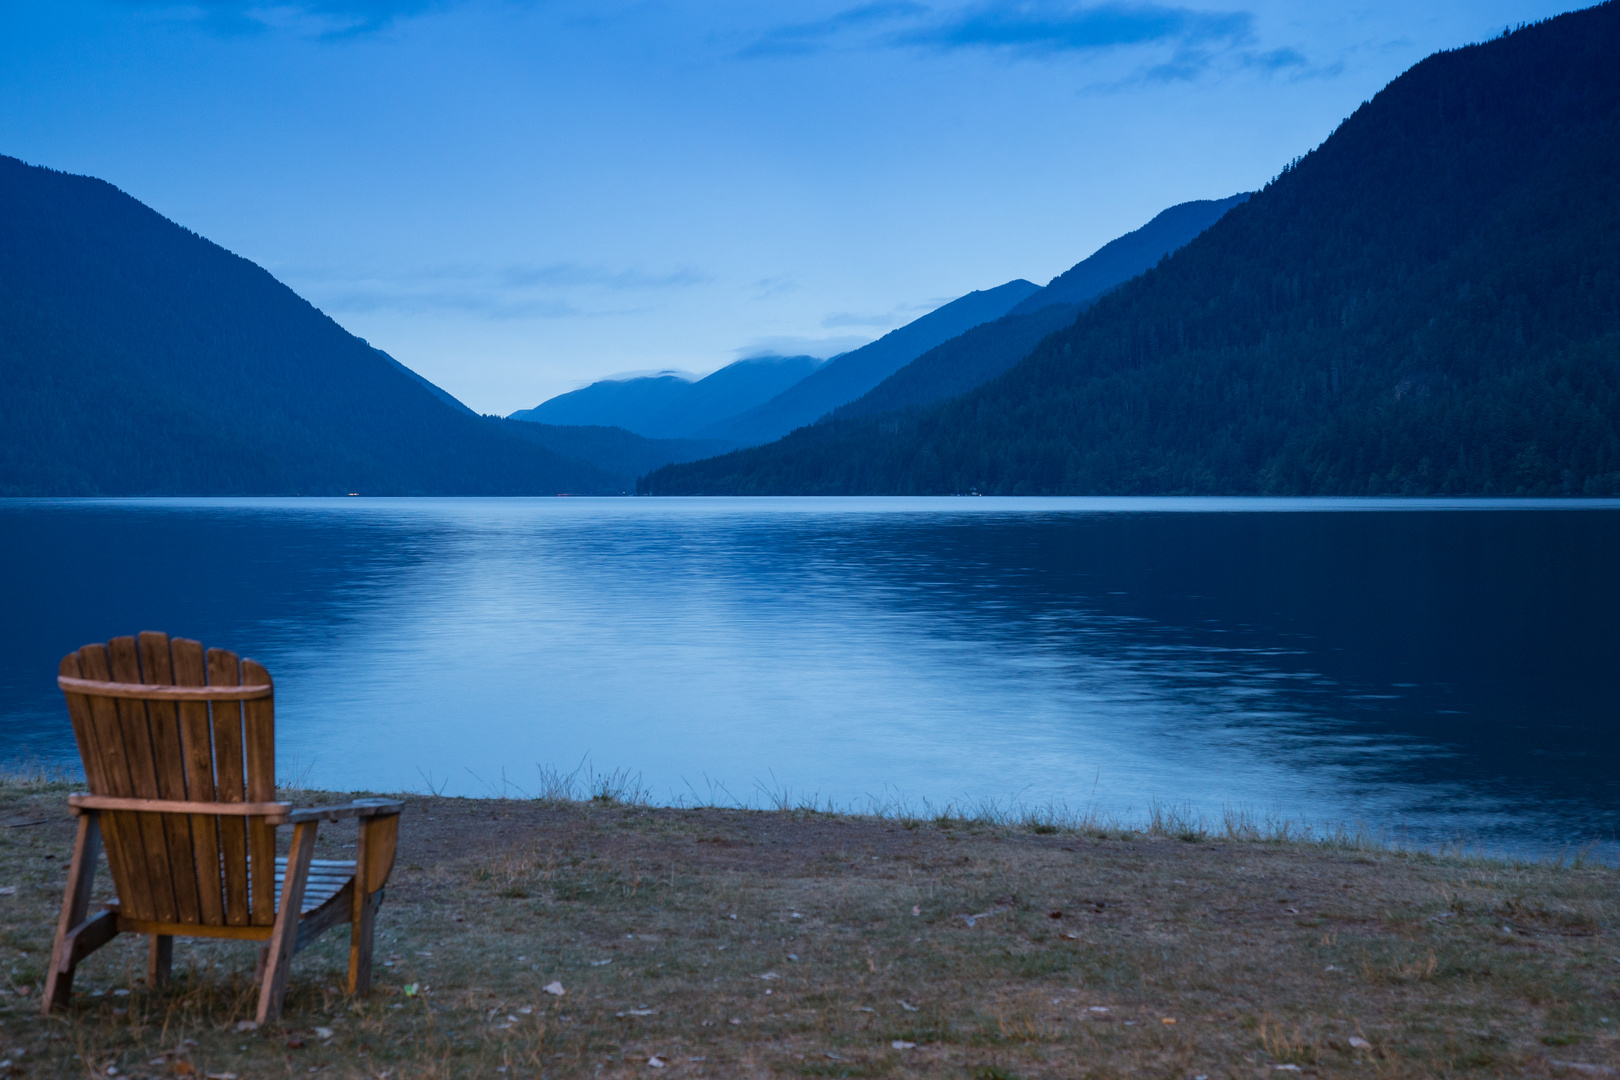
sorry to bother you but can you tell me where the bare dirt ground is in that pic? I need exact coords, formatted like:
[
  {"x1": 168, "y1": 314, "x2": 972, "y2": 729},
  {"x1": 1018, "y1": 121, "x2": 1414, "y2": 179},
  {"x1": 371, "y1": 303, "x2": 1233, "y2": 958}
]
[{"x1": 3, "y1": 781, "x2": 1617, "y2": 1079}]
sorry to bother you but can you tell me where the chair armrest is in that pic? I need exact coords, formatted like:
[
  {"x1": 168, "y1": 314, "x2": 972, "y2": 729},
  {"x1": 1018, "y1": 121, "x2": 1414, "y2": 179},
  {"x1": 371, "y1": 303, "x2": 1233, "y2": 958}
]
[
  {"x1": 281, "y1": 799, "x2": 405, "y2": 824},
  {"x1": 68, "y1": 794, "x2": 292, "y2": 817}
]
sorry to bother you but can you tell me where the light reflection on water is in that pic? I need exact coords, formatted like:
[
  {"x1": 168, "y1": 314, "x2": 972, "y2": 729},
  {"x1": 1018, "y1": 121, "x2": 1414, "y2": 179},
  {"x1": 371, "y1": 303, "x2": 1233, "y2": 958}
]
[{"x1": 2, "y1": 496, "x2": 1617, "y2": 855}]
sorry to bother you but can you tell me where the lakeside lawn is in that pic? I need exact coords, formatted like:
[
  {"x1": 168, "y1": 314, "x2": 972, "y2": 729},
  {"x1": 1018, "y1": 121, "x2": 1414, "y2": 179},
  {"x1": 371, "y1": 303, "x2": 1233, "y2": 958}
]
[{"x1": 2, "y1": 775, "x2": 1617, "y2": 1079}]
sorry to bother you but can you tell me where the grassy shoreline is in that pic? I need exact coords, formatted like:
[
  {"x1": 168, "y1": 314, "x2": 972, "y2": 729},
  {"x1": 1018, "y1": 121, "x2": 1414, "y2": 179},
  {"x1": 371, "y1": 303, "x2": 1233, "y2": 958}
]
[{"x1": 2, "y1": 775, "x2": 1617, "y2": 1078}]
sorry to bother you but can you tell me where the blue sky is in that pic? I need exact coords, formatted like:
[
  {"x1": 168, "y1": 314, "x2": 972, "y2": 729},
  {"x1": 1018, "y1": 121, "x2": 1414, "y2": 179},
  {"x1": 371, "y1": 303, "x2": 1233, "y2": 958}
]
[{"x1": 0, "y1": 0, "x2": 1587, "y2": 413}]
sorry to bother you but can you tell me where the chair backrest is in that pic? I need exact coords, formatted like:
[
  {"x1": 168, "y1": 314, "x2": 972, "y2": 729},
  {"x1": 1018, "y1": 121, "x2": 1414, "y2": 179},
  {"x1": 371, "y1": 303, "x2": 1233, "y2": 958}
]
[{"x1": 59, "y1": 632, "x2": 278, "y2": 929}]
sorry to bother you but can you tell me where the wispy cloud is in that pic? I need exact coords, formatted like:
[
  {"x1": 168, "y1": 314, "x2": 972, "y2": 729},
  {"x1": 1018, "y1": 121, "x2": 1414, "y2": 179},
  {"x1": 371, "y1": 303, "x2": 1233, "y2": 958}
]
[
  {"x1": 740, "y1": 1, "x2": 1257, "y2": 62},
  {"x1": 821, "y1": 310, "x2": 901, "y2": 329},
  {"x1": 283, "y1": 259, "x2": 709, "y2": 319},
  {"x1": 1243, "y1": 45, "x2": 1306, "y2": 71},
  {"x1": 1108, "y1": 39, "x2": 1331, "y2": 85},
  {"x1": 114, "y1": 0, "x2": 458, "y2": 39},
  {"x1": 316, "y1": 289, "x2": 588, "y2": 319},
  {"x1": 749, "y1": 275, "x2": 803, "y2": 300},
  {"x1": 733, "y1": 334, "x2": 873, "y2": 359},
  {"x1": 895, "y1": 2, "x2": 1252, "y2": 56},
  {"x1": 496, "y1": 262, "x2": 710, "y2": 290},
  {"x1": 739, "y1": 1, "x2": 928, "y2": 58}
]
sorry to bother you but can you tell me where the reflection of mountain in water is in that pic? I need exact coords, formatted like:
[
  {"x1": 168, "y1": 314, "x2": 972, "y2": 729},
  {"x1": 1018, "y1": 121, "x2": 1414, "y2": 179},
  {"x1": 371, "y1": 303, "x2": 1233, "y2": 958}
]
[
  {"x1": 752, "y1": 509, "x2": 1620, "y2": 839},
  {"x1": 0, "y1": 502, "x2": 440, "y2": 758},
  {"x1": 3, "y1": 500, "x2": 1615, "y2": 853}
]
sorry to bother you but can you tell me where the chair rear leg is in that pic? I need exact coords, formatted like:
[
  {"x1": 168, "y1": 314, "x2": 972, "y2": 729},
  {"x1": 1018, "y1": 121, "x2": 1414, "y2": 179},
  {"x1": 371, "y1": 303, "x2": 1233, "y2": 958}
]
[
  {"x1": 256, "y1": 822, "x2": 316, "y2": 1024},
  {"x1": 44, "y1": 814, "x2": 110, "y2": 1013},
  {"x1": 148, "y1": 936, "x2": 173, "y2": 986}
]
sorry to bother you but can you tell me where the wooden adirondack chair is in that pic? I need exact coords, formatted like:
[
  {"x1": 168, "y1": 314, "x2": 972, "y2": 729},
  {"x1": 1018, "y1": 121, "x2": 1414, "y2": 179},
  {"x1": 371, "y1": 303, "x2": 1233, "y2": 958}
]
[{"x1": 43, "y1": 632, "x2": 404, "y2": 1022}]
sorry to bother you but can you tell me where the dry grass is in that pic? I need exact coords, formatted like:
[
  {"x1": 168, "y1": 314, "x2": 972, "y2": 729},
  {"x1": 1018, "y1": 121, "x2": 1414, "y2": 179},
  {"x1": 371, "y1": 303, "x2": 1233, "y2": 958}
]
[{"x1": 2, "y1": 771, "x2": 1617, "y2": 1079}]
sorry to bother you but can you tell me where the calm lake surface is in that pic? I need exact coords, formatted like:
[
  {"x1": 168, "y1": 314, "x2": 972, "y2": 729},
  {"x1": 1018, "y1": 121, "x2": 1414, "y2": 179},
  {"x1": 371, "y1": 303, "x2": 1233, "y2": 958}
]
[{"x1": 2, "y1": 497, "x2": 1617, "y2": 855}]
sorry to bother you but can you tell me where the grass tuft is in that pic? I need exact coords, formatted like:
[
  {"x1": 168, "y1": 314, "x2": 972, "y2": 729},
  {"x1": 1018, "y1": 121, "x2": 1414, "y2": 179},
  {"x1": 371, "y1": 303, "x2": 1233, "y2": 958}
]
[{"x1": 0, "y1": 758, "x2": 78, "y2": 795}]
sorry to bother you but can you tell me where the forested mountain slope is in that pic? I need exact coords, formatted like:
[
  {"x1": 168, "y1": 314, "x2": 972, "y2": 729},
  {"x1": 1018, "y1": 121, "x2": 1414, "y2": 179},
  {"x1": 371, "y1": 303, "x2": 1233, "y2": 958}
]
[
  {"x1": 1006, "y1": 193, "x2": 1250, "y2": 316},
  {"x1": 0, "y1": 155, "x2": 617, "y2": 495},
  {"x1": 829, "y1": 302, "x2": 1083, "y2": 420},
  {"x1": 831, "y1": 193, "x2": 1249, "y2": 421},
  {"x1": 643, "y1": 4, "x2": 1620, "y2": 497}
]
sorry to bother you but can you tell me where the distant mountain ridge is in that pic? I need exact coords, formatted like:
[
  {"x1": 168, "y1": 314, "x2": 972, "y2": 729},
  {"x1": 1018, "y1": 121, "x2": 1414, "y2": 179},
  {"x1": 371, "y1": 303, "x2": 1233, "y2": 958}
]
[
  {"x1": 695, "y1": 279, "x2": 1041, "y2": 446},
  {"x1": 516, "y1": 196, "x2": 1248, "y2": 451},
  {"x1": 643, "y1": 3, "x2": 1620, "y2": 496},
  {"x1": 0, "y1": 154, "x2": 617, "y2": 495},
  {"x1": 510, "y1": 353, "x2": 824, "y2": 439}
]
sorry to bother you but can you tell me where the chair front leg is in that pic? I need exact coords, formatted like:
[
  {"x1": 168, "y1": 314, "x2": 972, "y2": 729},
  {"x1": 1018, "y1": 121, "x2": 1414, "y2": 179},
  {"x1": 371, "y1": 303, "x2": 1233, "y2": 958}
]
[
  {"x1": 148, "y1": 935, "x2": 173, "y2": 986},
  {"x1": 256, "y1": 821, "x2": 317, "y2": 1024},
  {"x1": 43, "y1": 812, "x2": 110, "y2": 1014}
]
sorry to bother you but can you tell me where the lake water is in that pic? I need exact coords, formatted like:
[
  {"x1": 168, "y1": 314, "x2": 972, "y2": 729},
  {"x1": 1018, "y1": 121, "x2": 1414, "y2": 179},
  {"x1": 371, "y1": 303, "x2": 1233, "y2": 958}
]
[{"x1": 2, "y1": 497, "x2": 1617, "y2": 856}]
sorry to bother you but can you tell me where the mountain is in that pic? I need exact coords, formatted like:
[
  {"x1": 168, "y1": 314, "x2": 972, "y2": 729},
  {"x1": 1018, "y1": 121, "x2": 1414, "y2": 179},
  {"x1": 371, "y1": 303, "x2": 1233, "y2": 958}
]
[
  {"x1": 510, "y1": 353, "x2": 823, "y2": 439},
  {"x1": 642, "y1": 4, "x2": 1620, "y2": 497},
  {"x1": 379, "y1": 348, "x2": 478, "y2": 414},
  {"x1": 0, "y1": 154, "x2": 618, "y2": 495},
  {"x1": 829, "y1": 193, "x2": 1250, "y2": 421},
  {"x1": 1006, "y1": 194, "x2": 1250, "y2": 316},
  {"x1": 524, "y1": 193, "x2": 1244, "y2": 453},
  {"x1": 513, "y1": 372, "x2": 691, "y2": 429},
  {"x1": 495, "y1": 420, "x2": 734, "y2": 486},
  {"x1": 696, "y1": 279, "x2": 1041, "y2": 446}
]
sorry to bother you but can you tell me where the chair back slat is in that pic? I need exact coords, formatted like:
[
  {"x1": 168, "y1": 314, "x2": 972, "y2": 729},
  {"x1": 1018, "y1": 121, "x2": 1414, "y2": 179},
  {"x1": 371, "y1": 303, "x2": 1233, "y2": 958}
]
[
  {"x1": 71, "y1": 643, "x2": 163, "y2": 922},
  {"x1": 108, "y1": 636, "x2": 182, "y2": 922},
  {"x1": 59, "y1": 634, "x2": 278, "y2": 930},
  {"x1": 206, "y1": 647, "x2": 253, "y2": 925},
  {"x1": 241, "y1": 659, "x2": 278, "y2": 925},
  {"x1": 172, "y1": 638, "x2": 228, "y2": 926},
  {"x1": 59, "y1": 648, "x2": 153, "y2": 922},
  {"x1": 138, "y1": 632, "x2": 205, "y2": 926}
]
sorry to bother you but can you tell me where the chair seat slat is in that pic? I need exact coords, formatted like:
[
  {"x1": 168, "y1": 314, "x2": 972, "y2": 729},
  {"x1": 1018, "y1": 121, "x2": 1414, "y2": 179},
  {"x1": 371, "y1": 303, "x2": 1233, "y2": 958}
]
[
  {"x1": 110, "y1": 858, "x2": 358, "y2": 918},
  {"x1": 275, "y1": 857, "x2": 357, "y2": 912}
]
